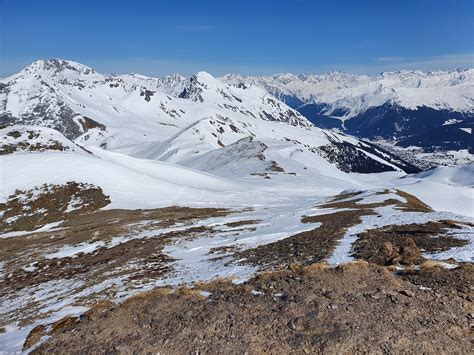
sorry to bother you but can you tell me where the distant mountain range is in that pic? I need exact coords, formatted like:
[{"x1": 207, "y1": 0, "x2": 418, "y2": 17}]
[
  {"x1": 221, "y1": 70, "x2": 474, "y2": 152},
  {"x1": 3, "y1": 60, "x2": 472, "y2": 155}
]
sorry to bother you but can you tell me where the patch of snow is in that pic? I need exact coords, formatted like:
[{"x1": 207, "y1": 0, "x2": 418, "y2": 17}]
[
  {"x1": 422, "y1": 225, "x2": 474, "y2": 262},
  {"x1": 0, "y1": 306, "x2": 88, "y2": 354},
  {"x1": 23, "y1": 263, "x2": 38, "y2": 272},
  {"x1": 442, "y1": 118, "x2": 462, "y2": 125},
  {"x1": 0, "y1": 221, "x2": 64, "y2": 239},
  {"x1": 356, "y1": 190, "x2": 407, "y2": 205},
  {"x1": 64, "y1": 196, "x2": 83, "y2": 213},
  {"x1": 45, "y1": 241, "x2": 106, "y2": 260},
  {"x1": 4, "y1": 215, "x2": 20, "y2": 224}
]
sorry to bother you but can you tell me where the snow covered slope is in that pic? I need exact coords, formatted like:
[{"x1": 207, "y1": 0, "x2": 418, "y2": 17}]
[
  {"x1": 353, "y1": 166, "x2": 474, "y2": 217},
  {"x1": 0, "y1": 125, "x2": 87, "y2": 155},
  {"x1": 1, "y1": 149, "x2": 242, "y2": 211},
  {"x1": 411, "y1": 165, "x2": 474, "y2": 187}
]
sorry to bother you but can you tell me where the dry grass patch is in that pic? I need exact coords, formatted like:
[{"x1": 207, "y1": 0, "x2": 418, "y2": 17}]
[
  {"x1": 395, "y1": 190, "x2": 433, "y2": 212},
  {"x1": 194, "y1": 277, "x2": 236, "y2": 292},
  {"x1": 174, "y1": 287, "x2": 207, "y2": 299},
  {"x1": 327, "y1": 191, "x2": 362, "y2": 202},
  {"x1": 122, "y1": 287, "x2": 174, "y2": 306},
  {"x1": 32, "y1": 262, "x2": 473, "y2": 354},
  {"x1": 288, "y1": 262, "x2": 304, "y2": 273},
  {"x1": 352, "y1": 221, "x2": 469, "y2": 266},
  {"x1": 302, "y1": 262, "x2": 329, "y2": 274},
  {"x1": 420, "y1": 260, "x2": 452, "y2": 271},
  {"x1": 0, "y1": 182, "x2": 111, "y2": 232},
  {"x1": 225, "y1": 219, "x2": 261, "y2": 228}
]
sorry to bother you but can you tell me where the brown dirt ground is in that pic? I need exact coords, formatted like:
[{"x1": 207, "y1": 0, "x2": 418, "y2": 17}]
[
  {"x1": 225, "y1": 219, "x2": 260, "y2": 228},
  {"x1": 0, "y1": 183, "x2": 232, "y2": 328},
  {"x1": 352, "y1": 220, "x2": 470, "y2": 265},
  {"x1": 399, "y1": 263, "x2": 474, "y2": 297},
  {"x1": 236, "y1": 208, "x2": 376, "y2": 270},
  {"x1": 31, "y1": 262, "x2": 473, "y2": 354},
  {"x1": 0, "y1": 182, "x2": 111, "y2": 232},
  {"x1": 0, "y1": 201, "x2": 231, "y2": 298},
  {"x1": 4, "y1": 188, "x2": 472, "y2": 353},
  {"x1": 233, "y1": 189, "x2": 434, "y2": 271}
]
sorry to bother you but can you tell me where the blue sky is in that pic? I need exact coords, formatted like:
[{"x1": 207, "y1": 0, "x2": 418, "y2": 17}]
[{"x1": 1, "y1": 0, "x2": 473, "y2": 76}]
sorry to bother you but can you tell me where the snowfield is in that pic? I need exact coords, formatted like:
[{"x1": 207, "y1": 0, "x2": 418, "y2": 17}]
[
  {"x1": 352, "y1": 167, "x2": 474, "y2": 217},
  {"x1": 1, "y1": 152, "x2": 238, "y2": 210}
]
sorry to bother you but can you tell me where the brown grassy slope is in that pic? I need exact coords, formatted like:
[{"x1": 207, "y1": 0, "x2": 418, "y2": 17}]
[{"x1": 32, "y1": 262, "x2": 473, "y2": 354}]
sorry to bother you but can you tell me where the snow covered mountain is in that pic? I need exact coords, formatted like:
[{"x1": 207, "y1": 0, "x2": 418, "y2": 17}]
[
  {"x1": 221, "y1": 70, "x2": 474, "y2": 151},
  {"x1": 0, "y1": 59, "x2": 418, "y2": 174},
  {"x1": 0, "y1": 59, "x2": 308, "y2": 139}
]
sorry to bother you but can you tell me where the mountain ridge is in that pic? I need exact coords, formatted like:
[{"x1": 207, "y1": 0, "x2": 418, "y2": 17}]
[{"x1": 0, "y1": 58, "x2": 421, "y2": 175}]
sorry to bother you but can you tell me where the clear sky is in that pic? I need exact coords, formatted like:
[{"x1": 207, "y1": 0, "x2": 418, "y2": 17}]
[{"x1": 1, "y1": 0, "x2": 473, "y2": 77}]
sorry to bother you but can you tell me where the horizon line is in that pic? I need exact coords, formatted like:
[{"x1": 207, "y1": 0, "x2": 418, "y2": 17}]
[{"x1": 2, "y1": 57, "x2": 473, "y2": 80}]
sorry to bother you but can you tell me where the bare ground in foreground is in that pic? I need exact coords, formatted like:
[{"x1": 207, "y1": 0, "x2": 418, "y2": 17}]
[
  {"x1": 32, "y1": 262, "x2": 473, "y2": 354},
  {"x1": 2, "y1": 186, "x2": 473, "y2": 353}
]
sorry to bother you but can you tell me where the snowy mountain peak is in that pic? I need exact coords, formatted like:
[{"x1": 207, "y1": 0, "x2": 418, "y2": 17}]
[
  {"x1": 195, "y1": 71, "x2": 218, "y2": 83},
  {"x1": 0, "y1": 59, "x2": 313, "y2": 142},
  {"x1": 183, "y1": 71, "x2": 246, "y2": 99},
  {"x1": 22, "y1": 59, "x2": 96, "y2": 76},
  {"x1": 2, "y1": 59, "x2": 472, "y2": 159}
]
